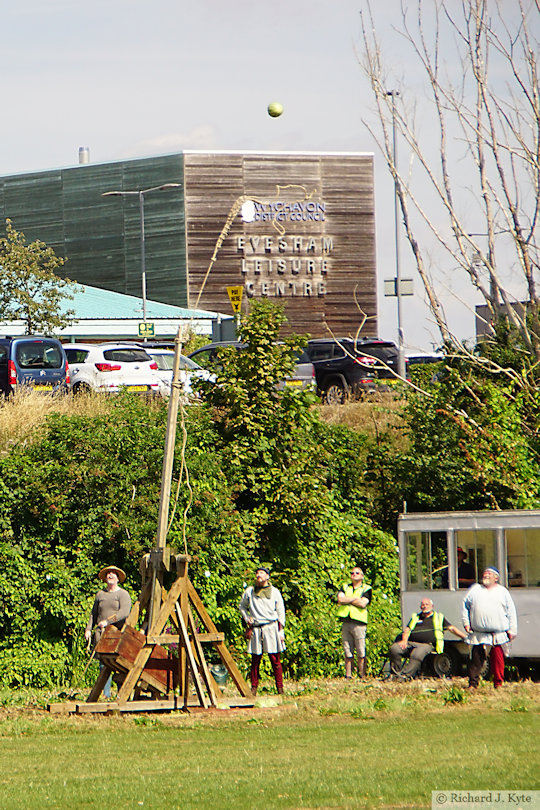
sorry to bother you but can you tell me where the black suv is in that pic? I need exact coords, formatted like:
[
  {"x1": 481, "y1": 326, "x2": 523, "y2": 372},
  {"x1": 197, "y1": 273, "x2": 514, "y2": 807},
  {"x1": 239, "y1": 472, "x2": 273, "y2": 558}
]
[
  {"x1": 305, "y1": 338, "x2": 404, "y2": 404},
  {"x1": 0, "y1": 336, "x2": 69, "y2": 396}
]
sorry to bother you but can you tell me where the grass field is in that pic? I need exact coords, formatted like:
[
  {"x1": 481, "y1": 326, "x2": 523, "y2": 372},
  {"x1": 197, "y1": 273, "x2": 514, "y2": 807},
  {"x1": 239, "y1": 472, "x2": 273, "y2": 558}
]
[{"x1": 0, "y1": 678, "x2": 538, "y2": 810}]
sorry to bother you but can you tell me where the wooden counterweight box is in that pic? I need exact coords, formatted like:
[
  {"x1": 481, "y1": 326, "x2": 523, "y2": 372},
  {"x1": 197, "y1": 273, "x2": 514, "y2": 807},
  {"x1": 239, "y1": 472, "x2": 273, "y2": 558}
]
[{"x1": 96, "y1": 625, "x2": 177, "y2": 694}]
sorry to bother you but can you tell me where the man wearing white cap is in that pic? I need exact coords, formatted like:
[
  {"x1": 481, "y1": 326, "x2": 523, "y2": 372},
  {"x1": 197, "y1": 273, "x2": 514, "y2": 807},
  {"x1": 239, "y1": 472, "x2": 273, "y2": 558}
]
[{"x1": 462, "y1": 567, "x2": 517, "y2": 689}]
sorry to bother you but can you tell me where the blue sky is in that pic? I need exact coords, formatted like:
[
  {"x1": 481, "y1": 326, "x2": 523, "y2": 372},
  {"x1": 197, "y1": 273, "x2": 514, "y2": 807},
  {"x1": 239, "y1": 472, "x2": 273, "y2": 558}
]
[{"x1": 4, "y1": 0, "x2": 531, "y2": 350}]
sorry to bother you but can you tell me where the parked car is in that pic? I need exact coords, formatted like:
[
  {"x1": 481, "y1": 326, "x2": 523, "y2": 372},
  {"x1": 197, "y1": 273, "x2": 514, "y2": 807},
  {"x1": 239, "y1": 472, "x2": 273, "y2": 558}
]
[
  {"x1": 305, "y1": 338, "x2": 404, "y2": 404},
  {"x1": 0, "y1": 336, "x2": 69, "y2": 396},
  {"x1": 142, "y1": 347, "x2": 215, "y2": 397},
  {"x1": 406, "y1": 352, "x2": 444, "y2": 366},
  {"x1": 63, "y1": 343, "x2": 160, "y2": 394},
  {"x1": 188, "y1": 341, "x2": 316, "y2": 391}
]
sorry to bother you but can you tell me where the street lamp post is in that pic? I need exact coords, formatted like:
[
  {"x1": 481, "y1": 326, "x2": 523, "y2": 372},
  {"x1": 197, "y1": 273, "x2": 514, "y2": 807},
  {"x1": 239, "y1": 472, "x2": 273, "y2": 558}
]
[
  {"x1": 102, "y1": 183, "x2": 180, "y2": 324},
  {"x1": 386, "y1": 89, "x2": 406, "y2": 379}
]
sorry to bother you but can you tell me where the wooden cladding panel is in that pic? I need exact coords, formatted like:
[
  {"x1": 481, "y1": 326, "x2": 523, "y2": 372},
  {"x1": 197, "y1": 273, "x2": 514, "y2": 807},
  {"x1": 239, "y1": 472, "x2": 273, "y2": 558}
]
[{"x1": 184, "y1": 152, "x2": 377, "y2": 338}]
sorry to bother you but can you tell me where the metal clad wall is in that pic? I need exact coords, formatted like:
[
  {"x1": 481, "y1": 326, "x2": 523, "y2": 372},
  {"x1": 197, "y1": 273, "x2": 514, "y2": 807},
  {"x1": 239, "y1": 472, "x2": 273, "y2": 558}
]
[
  {"x1": 0, "y1": 155, "x2": 188, "y2": 307},
  {"x1": 183, "y1": 151, "x2": 377, "y2": 337},
  {"x1": 2, "y1": 171, "x2": 64, "y2": 253},
  {"x1": 119, "y1": 155, "x2": 185, "y2": 303},
  {"x1": 64, "y1": 162, "x2": 125, "y2": 289}
]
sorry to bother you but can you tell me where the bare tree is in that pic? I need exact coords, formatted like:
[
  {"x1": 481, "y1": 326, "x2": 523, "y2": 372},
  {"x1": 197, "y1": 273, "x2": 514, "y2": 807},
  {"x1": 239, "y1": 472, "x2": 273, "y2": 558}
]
[{"x1": 360, "y1": 0, "x2": 540, "y2": 359}]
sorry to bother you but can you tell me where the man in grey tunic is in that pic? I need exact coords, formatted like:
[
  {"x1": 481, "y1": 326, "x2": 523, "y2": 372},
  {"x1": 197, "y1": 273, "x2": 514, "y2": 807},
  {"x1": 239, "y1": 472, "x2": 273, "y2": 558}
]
[
  {"x1": 239, "y1": 567, "x2": 286, "y2": 696},
  {"x1": 85, "y1": 565, "x2": 132, "y2": 698}
]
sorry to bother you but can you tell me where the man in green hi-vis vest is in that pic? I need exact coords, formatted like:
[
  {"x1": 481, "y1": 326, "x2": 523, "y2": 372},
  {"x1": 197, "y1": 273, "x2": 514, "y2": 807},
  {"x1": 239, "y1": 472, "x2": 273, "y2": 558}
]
[
  {"x1": 389, "y1": 597, "x2": 467, "y2": 680},
  {"x1": 337, "y1": 566, "x2": 372, "y2": 679}
]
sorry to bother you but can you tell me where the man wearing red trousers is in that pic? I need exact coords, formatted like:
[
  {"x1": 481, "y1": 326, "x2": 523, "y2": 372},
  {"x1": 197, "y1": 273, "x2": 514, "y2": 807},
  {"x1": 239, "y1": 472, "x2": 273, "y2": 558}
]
[
  {"x1": 462, "y1": 567, "x2": 517, "y2": 689},
  {"x1": 239, "y1": 567, "x2": 286, "y2": 696}
]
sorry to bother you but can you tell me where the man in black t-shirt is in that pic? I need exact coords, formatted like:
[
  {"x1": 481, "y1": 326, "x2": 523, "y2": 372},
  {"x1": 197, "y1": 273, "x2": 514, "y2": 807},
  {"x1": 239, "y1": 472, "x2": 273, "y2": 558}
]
[
  {"x1": 441, "y1": 547, "x2": 476, "y2": 589},
  {"x1": 389, "y1": 598, "x2": 467, "y2": 680}
]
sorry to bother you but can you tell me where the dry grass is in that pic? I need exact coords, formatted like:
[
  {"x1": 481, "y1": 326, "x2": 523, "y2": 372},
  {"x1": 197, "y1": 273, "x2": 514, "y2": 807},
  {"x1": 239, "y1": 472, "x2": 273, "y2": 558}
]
[
  {"x1": 0, "y1": 390, "x2": 409, "y2": 458},
  {"x1": 0, "y1": 389, "x2": 113, "y2": 455},
  {"x1": 316, "y1": 394, "x2": 406, "y2": 440}
]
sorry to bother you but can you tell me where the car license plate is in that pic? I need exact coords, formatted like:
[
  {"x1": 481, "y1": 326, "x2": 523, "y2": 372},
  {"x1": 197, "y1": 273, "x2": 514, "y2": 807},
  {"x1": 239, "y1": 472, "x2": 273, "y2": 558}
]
[
  {"x1": 285, "y1": 379, "x2": 303, "y2": 386},
  {"x1": 34, "y1": 383, "x2": 53, "y2": 391},
  {"x1": 126, "y1": 385, "x2": 149, "y2": 392}
]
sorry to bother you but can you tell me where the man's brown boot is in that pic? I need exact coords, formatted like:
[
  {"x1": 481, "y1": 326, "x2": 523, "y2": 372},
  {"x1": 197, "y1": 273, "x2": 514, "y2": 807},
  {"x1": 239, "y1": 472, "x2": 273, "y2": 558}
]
[{"x1": 250, "y1": 686, "x2": 257, "y2": 696}]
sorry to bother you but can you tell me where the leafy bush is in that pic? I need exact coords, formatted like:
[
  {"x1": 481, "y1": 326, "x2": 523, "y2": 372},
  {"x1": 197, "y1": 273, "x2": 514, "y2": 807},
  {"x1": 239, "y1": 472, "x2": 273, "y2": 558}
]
[{"x1": 0, "y1": 302, "x2": 399, "y2": 686}]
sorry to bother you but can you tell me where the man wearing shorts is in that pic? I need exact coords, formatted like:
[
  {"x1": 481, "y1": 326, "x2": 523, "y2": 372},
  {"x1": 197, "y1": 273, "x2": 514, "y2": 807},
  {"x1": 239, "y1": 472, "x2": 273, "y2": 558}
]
[{"x1": 337, "y1": 566, "x2": 372, "y2": 679}]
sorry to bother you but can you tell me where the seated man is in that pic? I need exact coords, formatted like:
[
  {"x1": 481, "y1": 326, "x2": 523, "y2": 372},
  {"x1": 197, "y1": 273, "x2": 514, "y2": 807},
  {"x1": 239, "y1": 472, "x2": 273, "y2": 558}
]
[
  {"x1": 389, "y1": 597, "x2": 467, "y2": 680},
  {"x1": 441, "y1": 547, "x2": 476, "y2": 589}
]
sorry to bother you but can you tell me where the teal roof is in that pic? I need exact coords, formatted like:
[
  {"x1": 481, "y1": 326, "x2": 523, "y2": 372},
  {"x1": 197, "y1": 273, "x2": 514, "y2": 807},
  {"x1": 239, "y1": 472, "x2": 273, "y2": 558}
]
[{"x1": 63, "y1": 284, "x2": 218, "y2": 320}]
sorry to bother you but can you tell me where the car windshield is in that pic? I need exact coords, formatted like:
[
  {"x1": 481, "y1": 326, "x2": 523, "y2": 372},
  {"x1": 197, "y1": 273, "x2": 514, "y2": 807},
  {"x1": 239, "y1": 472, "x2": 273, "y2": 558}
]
[
  {"x1": 150, "y1": 353, "x2": 201, "y2": 371},
  {"x1": 16, "y1": 341, "x2": 63, "y2": 369},
  {"x1": 103, "y1": 349, "x2": 151, "y2": 363}
]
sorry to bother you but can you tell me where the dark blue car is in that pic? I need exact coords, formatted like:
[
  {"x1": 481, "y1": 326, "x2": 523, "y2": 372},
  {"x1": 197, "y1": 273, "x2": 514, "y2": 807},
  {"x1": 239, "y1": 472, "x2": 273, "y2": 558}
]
[{"x1": 0, "y1": 336, "x2": 69, "y2": 395}]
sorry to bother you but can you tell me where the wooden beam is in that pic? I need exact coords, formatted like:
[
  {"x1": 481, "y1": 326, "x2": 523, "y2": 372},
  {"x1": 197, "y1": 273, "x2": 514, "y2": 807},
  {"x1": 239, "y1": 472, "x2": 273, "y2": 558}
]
[
  {"x1": 175, "y1": 603, "x2": 209, "y2": 708},
  {"x1": 125, "y1": 580, "x2": 152, "y2": 629},
  {"x1": 187, "y1": 605, "x2": 219, "y2": 707},
  {"x1": 188, "y1": 581, "x2": 250, "y2": 697},
  {"x1": 86, "y1": 664, "x2": 112, "y2": 703},
  {"x1": 116, "y1": 575, "x2": 186, "y2": 703},
  {"x1": 145, "y1": 632, "x2": 224, "y2": 644}
]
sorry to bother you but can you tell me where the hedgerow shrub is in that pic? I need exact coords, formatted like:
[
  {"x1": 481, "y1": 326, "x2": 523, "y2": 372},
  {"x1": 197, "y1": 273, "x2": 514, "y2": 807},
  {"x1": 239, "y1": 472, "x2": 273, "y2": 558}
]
[{"x1": 0, "y1": 303, "x2": 400, "y2": 686}]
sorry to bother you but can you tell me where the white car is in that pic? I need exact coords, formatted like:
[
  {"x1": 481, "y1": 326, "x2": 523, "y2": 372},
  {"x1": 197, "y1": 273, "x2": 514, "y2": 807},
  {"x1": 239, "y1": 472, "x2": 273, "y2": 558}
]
[
  {"x1": 64, "y1": 343, "x2": 160, "y2": 394},
  {"x1": 143, "y1": 348, "x2": 214, "y2": 398}
]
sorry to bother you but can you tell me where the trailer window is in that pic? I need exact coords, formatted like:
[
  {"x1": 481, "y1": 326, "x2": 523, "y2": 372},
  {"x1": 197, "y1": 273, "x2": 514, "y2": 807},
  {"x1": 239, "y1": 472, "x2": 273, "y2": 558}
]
[
  {"x1": 506, "y1": 528, "x2": 540, "y2": 587},
  {"x1": 406, "y1": 531, "x2": 447, "y2": 589},
  {"x1": 455, "y1": 529, "x2": 497, "y2": 581}
]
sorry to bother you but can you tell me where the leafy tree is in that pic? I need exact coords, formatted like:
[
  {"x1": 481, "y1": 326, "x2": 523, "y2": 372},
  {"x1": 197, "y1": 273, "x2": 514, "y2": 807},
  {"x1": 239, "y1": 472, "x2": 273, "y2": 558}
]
[{"x1": 0, "y1": 219, "x2": 75, "y2": 333}]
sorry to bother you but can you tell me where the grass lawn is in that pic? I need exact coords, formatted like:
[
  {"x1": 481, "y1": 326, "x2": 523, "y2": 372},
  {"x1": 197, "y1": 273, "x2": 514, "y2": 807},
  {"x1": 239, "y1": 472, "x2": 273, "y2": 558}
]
[{"x1": 0, "y1": 678, "x2": 538, "y2": 809}]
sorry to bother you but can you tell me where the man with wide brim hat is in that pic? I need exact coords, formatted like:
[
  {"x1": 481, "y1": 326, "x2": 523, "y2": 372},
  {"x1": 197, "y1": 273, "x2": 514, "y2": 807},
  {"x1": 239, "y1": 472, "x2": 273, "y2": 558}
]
[
  {"x1": 84, "y1": 565, "x2": 132, "y2": 698},
  {"x1": 98, "y1": 565, "x2": 127, "y2": 584}
]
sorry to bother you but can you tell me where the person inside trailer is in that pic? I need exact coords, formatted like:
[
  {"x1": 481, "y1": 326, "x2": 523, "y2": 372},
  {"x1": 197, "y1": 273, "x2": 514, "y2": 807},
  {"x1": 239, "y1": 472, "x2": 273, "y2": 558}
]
[{"x1": 441, "y1": 547, "x2": 476, "y2": 589}]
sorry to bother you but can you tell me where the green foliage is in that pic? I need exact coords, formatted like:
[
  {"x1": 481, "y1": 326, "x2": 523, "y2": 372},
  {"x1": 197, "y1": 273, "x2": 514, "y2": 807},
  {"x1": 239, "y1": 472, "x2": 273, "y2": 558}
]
[
  {"x1": 366, "y1": 353, "x2": 540, "y2": 530},
  {"x1": 442, "y1": 684, "x2": 467, "y2": 705},
  {"x1": 0, "y1": 303, "x2": 399, "y2": 686},
  {"x1": 0, "y1": 219, "x2": 75, "y2": 333}
]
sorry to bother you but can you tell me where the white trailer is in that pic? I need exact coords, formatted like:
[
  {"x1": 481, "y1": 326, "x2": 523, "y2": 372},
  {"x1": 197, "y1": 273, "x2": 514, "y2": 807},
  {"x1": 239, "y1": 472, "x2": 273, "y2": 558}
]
[{"x1": 397, "y1": 509, "x2": 540, "y2": 676}]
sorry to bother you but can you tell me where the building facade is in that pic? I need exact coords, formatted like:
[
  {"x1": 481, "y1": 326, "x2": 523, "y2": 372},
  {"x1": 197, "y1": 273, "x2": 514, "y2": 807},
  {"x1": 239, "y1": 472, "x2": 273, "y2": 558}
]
[{"x1": 0, "y1": 151, "x2": 377, "y2": 338}]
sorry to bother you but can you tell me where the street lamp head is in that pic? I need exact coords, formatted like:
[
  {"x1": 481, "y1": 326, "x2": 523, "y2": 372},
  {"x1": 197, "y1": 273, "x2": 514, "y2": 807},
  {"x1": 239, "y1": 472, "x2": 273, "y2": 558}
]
[{"x1": 102, "y1": 183, "x2": 180, "y2": 198}]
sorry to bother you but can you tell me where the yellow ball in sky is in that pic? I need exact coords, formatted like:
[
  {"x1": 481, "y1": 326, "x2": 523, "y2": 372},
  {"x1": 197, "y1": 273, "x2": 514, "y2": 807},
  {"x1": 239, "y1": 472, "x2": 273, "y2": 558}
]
[{"x1": 267, "y1": 102, "x2": 284, "y2": 118}]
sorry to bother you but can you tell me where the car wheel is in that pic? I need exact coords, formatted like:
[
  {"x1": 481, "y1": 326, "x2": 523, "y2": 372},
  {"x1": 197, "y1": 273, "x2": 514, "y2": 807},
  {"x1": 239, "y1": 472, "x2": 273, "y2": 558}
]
[
  {"x1": 323, "y1": 381, "x2": 347, "y2": 405},
  {"x1": 73, "y1": 381, "x2": 92, "y2": 395}
]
